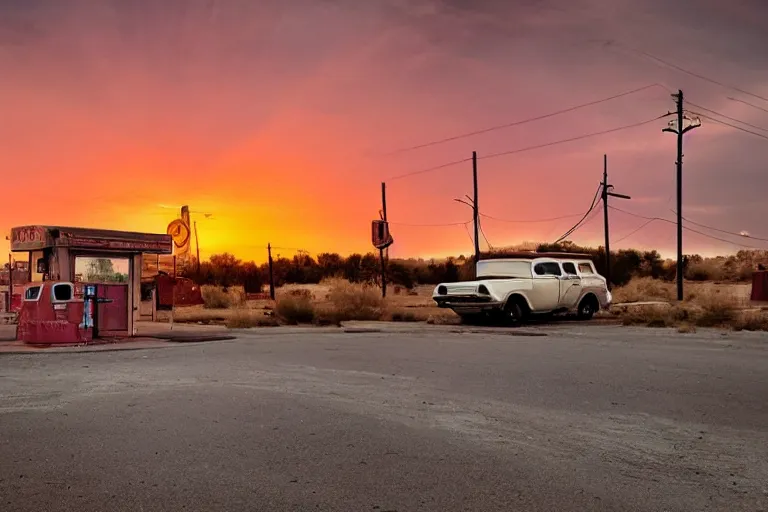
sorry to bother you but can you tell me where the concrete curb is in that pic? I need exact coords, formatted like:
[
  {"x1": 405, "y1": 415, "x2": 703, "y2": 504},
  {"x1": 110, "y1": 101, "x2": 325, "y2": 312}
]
[
  {"x1": 0, "y1": 340, "x2": 193, "y2": 355},
  {"x1": 228, "y1": 321, "x2": 551, "y2": 337}
]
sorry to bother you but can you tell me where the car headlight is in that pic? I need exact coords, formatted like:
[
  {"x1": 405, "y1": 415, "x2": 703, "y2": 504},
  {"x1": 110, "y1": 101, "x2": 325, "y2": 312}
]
[{"x1": 477, "y1": 285, "x2": 490, "y2": 295}]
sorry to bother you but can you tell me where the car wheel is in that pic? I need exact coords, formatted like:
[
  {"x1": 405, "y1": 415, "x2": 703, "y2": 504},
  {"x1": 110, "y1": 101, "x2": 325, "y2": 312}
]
[
  {"x1": 504, "y1": 299, "x2": 528, "y2": 324},
  {"x1": 577, "y1": 297, "x2": 597, "y2": 320}
]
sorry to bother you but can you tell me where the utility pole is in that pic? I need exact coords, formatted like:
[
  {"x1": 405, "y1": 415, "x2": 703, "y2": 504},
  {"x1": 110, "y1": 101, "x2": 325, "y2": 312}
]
[
  {"x1": 472, "y1": 151, "x2": 479, "y2": 262},
  {"x1": 380, "y1": 182, "x2": 388, "y2": 298},
  {"x1": 601, "y1": 154, "x2": 630, "y2": 290},
  {"x1": 7, "y1": 254, "x2": 12, "y2": 313},
  {"x1": 663, "y1": 90, "x2": 701, "y2": 301},
  {"x1": 193, "y1": 221, "x2": 201, "y2": 274},
  {"x1": 267, "y1": 243, "x2": 275, "y2": 300}
]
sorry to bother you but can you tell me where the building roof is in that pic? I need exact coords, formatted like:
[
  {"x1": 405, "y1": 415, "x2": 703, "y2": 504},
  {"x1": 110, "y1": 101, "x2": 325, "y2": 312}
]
[{"x1": 10, "y1": 225, "x2": 173, "y2": 254}]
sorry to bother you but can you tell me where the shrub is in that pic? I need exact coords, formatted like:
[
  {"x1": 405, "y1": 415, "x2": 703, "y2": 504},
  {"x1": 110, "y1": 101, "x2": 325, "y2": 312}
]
[
  {"x1": 612, "y1": 277, "x2": 676, "y2": 304},
  {"x1": 326, "y1": 279, "x2": 385, "y2": 321},
  {"x1": 288, "y1": 288, "x2": 313, "y2": 299},
  {"x1": 202, "y1": 285, "x2": 232, "y2": 309},
  {"x1": 275, "y1": 294, "x2": 315, "y2": 324},
  {"x1": 201, "y1": 285, "x2": 246, "y2": 309},
  {"x1": 619, "y1": 304, "x2": 689, "y2": 327},
  {"x1": 390, "y1": 310, "x2": 421, "y2": 322},
  {"x1": 695, "y1": 294, "x2": 737, "y2": 327},
  {"x1": 226, "y1": 309, "x2": 280, "y2": 328},
  {"x1": 686, "y1": 260, "x2": 723, "y2": 282},
  {"x1": 732, "y1": 311, "x2": 768, "y2": 331}
]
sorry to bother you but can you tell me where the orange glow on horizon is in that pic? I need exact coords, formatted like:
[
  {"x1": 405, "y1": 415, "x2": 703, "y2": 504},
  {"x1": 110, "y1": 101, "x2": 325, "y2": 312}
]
[{"x1": 2, "y1": 1, "x2": 767, "y2": 263}]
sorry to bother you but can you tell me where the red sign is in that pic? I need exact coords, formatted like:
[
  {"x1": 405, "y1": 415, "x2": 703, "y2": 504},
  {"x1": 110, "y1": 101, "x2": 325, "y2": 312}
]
[
  {"x1": 371, "y1": 220, "x2": 393, "y2": 249},
  {"x1": 10, "y1": 226, "x2": 51, "y2": 251}
]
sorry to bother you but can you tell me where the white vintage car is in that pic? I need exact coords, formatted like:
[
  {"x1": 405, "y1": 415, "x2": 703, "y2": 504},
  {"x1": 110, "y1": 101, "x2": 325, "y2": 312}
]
[{"x1": 432, "y1": 254, "x2": 612, "y2": 322}]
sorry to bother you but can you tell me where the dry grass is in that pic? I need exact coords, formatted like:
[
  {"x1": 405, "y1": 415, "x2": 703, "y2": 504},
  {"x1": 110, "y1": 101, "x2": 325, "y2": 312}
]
[
  {"x1": 166, "y1": 276, "x2": 766, "y2": 333},
  {"x1": 201, "y1": 285, "x2": 246, "y2": 309},
  {"x1": 325, "y1": 279, "x2": 385, "y2": 321},
  {"x1": 612, "y1": 278, "x2": 676, "y2": 304},
  {"x1": 426, "y1": 313, "x2": 461, "y2": 325},
  {"x1": 615, "y1": 283, "x2": 755, "y2": 330},
  {"x1": 389, "y1": 310, "x2": 421, "y2": 322},
  {"x1": 612, "y1": 278, "x2": 750, "y2": 306},
  {"x1": 694, "y1": 293, "x2": 737, "y2": 327},
  {"x1": 275, "y1": 292, "x2": 316, "y2": 325},
  {"x1": 225, "y1": 308, "x2": 280, "y2": 329},
  {"x1": 731, "y1": 311, "x2": 768, "y2": 331},
  {"x1": 620, "y1": 304, "x2": 689, "y2": 328}
]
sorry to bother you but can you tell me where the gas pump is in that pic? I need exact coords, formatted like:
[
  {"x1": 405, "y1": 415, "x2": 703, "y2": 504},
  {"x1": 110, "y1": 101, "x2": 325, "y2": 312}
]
[{"x1": 80, "y1": 284, "x2": 113, "y2": 339}]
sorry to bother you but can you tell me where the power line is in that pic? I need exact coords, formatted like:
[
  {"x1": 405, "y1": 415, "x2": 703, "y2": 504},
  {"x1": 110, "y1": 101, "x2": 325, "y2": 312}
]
[
  {"x1": 270, "y1": 246, "x2": 310, "y2": 252},
  {"x1": 557, "y1": 207, "x2": 602, "y2": 243},
  {"x1": 462, "y1": 222, "x2": 475, "y2": 246},
  {"x1": 480, "y1": 115, "x2": 666, "y2": 161},
  {"x1": 624, "y1": 46, "x2": 768, "y2": 103},
  {"x1": 478, "y1": 218, "x2": 493, "y2": 251},
  {"x1": 385, "y1": 84, "x2": 665, "y2": 154},
  {"x1": 480, "y1": 212, "x2": 583, "y2": 223},
  {"x1": 385, "y1": 115, "x2": 664, "y2": 182},
  {"x1": 388, "y1": 157, "x2": 472, "y2": 182},
  {"x1": 614, "y1": 218, "x2": 658, "y2": 244},
  {"x1": 696, "y1": 114, "x2": 768, "y2": 141},
  {"x1": 608, "y1": 206, "x2": 760, "y2": 248},
  {"x1": 728, "y1": 97, "x2": 768, "y2": 114},
  {"x1": 554, "y1": 185, "x2": 603, "y2": 243},
  {"x1": 668, "y1": 210, "x2": 768, "y2": 243},
  {"x1": 687, "y1": 101, "x2": 768, "y2": 133},
  {"x1": 388, "y1": 220, "x2": 472, "y2": 227}
]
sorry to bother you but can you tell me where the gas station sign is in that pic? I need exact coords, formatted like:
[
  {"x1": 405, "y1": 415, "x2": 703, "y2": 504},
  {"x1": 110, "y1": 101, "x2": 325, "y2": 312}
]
[{"x1": 10, "y1": 226, "x2": 52, "y2": 251}]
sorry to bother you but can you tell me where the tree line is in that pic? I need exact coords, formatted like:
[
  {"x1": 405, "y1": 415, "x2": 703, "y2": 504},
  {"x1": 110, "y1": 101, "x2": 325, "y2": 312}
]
[
  {"x1": 179, "y1": 252, "x2": 466, "y2": 292},
  {"x1": 178, "y1": 243, "x2": 766, "y2": 292}
]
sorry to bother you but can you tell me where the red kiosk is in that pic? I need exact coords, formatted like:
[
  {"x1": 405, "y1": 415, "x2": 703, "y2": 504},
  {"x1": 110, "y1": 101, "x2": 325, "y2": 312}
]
[{"x1": 10, "y1": 225, "x2": 172, "y2": 344}]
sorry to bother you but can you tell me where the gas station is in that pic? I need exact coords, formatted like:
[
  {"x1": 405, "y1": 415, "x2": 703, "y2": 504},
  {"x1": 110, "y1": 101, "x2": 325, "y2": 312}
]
[{"x1": 9, "y1": 225, "x2": 172, "y2": 344}]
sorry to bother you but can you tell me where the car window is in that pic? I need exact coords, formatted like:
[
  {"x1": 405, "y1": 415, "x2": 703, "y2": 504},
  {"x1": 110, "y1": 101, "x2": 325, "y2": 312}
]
[
  {"x1": 577, "y1": 263, "x2": 594, "y2": 274},
  {"x1": 562, "y1": 262, "x2": 578, "y2": 275},
  {"x1": 533, "y1": 262, "x2": 562, "y2": 276}
]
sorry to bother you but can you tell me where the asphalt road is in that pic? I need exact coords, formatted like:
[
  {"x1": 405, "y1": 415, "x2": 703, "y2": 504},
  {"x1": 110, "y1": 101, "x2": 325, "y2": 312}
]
[{"x1": 1, "y1": 325, "x2": 767, "y2": 511}]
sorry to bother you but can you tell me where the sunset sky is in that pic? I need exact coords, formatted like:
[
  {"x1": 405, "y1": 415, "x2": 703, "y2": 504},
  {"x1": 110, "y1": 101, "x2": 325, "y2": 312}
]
[{"x1": 2, "y1": 0, "x2": 768, "y2": 262}]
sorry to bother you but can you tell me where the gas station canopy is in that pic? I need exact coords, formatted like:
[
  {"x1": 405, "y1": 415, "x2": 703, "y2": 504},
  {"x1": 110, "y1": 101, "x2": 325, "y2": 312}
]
[{"x1": 10, "y1": 226, "x2": 173, "y2": 254}]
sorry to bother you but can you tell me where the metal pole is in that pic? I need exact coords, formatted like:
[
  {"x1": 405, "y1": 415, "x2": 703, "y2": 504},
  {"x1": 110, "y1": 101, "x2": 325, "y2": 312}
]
[
  {"x1": 472, "y1": 151, "x2": 479, "y2": 262},
  {"x1": 602, "y1": 154, "x2": 611, "y2": 290},
  {"x1": 268, "y1": 244, "x2": 275, "y2": 300},
  {"x1": 7, "y1": 254, "x2": 12, "y2": 313},
  {"x1": 170, "y1": 255, "x2": 176, "y2": 331},
  {"x1": 194, "y1": 221, "x2": 201, "y2": 274},
  {"x1": 380, "y1": 182, "x2": 388, "y2": 298},
  {"x1": 676, "y1": 90, "x2": 684, "y2": 301}
]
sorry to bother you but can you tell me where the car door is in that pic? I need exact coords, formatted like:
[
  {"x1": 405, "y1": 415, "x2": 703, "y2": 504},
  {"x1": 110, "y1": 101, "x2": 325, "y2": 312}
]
[
  {"x1": 559, "y1": 261, "x2": 582, "y2": 309},
  {"x1": 530, "y1": 261, "x2": 562, "y2": 311}
]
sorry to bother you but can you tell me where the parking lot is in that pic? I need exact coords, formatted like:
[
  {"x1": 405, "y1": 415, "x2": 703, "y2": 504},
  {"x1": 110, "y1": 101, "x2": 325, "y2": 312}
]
[{"x1": 1, "y1": 325, "x2": 767, "y2": 511}]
